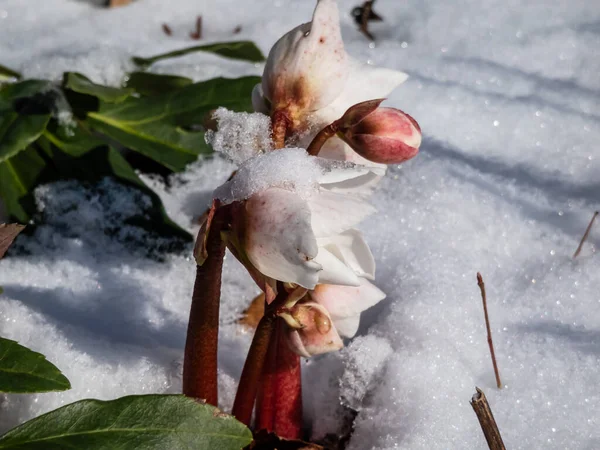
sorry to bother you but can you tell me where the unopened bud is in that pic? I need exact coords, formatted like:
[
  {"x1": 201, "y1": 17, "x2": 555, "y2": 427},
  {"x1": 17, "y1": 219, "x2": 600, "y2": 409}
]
[
  {"x1": 283, "y1": 302, "x2": 343, "y2": 357},
  {"x1": 338, "y1": 104, "x2": 421, "y2": 164}
]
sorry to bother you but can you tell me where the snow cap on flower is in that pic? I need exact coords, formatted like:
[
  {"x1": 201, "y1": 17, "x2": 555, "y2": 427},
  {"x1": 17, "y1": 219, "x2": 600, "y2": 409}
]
[{"x1": 261, "y1": 0, "x2": 347, "y2": 121}]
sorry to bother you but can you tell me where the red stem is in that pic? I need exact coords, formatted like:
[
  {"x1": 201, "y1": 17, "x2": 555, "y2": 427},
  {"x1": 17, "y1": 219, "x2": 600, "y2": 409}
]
[
  {"x1": 255, "y1": 319, "x2": 303, "y2": 439},
  {"x1": 231, "y1": 313, "x2": 276, "y2": 425},
  {"x1": 182, "y1": 207, "x2": 228, "y2": 406}
]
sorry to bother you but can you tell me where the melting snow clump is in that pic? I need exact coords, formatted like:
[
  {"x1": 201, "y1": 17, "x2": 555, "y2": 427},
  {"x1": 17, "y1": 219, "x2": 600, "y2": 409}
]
[{"x1": 205, "y1": 107, "x2": 273, "y2": 164}]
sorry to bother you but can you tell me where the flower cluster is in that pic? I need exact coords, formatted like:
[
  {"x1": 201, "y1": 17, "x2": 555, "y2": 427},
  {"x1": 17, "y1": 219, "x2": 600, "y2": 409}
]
[
  {"x1": 201, "y1": 0, "x2": 421, "y2": 358},
  {"x1": 184, "y1": 0, "x2": 421, "y2": 437}
]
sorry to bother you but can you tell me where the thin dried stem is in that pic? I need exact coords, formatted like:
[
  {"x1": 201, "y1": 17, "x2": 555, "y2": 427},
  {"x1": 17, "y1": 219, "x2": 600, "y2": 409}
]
[
  {"x1": 190, "y1": 16, "x2": 202, "y2": 40},
  {"x1": 477, "y1": 273, "x2": 502, "y2": 389},
  {"x1": 573, "y1": 211, "x2": 599, "y2": 259},
  {"x1": 360, "y1": 1, "x2": 376, "y2": 41},
  {"x1": 470, "y1": 387, "x2": 506, "y2": 450}
]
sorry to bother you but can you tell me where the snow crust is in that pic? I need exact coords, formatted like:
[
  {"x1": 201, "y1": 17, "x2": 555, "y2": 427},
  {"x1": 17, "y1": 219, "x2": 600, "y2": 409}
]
[
  {"x1": 213, "y1": 148, "x2": 323, "y2": 203},
  {"x1": 1, "y1": 0, "x2": 600, "y2": 449}
]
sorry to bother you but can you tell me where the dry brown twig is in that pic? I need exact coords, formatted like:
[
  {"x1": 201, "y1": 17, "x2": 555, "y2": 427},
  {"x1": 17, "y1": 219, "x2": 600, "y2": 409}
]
[
  {"x1": 573, "y1": 211, "x2": 599, "y2": 259},
  {"x1": 108, "y1": 0, "x2": 132, "y2": 7},
  {"x1": 190, "y1": 16, "x2": 203, "y2": 40},
  {"x1": 470, "y1": 387, "x2": 506, "y2": 450},
  {"x1": 162, "y1": 23, "x2": 172, "y2": 36},
  {"x1": 352, "y1": 0, "x2": 383, "y2": 41},
  {"x1": 477, "y1": 273, "x2": 502, "y2": 389}
]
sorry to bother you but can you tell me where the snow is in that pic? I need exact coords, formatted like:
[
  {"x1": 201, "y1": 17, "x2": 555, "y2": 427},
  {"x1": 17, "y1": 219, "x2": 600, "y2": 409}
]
[
  {"x1": 1, "y1": 0, "x2": 600, "y2": 449},
  {"x1": 213, "y1": 148, "x2": 323, "y2": 203},
  {"x1": 205, "y1": 107, "x2": 273, "y2": 164}
]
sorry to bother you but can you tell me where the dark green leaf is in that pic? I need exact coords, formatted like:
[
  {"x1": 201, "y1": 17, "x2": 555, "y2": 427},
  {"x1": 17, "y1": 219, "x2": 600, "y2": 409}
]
[
  {"x1": 0, "y1": 395, "x2": 253, "y2": 449},
  {"x1": 64, "y1": 72, "x2": 133, "y2": 103},
  {"x1": 0, "y1": 145, "x2": 52, "y2": 223},
  {"x1": 0, "y1": 223, "x2": 25, "y2": 259},
  {"x1": 86, "y1": 76, "x2": 259, "y2": 171},
  {"x1": 124, "y1": 72, "x2": 193, "y2": 96},
  {"x1": 0, "y1": 80, "x2": 54, "y2": 166},
  {"x1": 0, "y1": 337, "x2": 70, "y2": 394},
  {"x1": 0, "y1": 65, "x2": 21, "y2": 82},
  {"x1": 132, "y1": 41, "x2": 265, "y2": 68},
  {"x1": 38, "y1": 124, "x2": 192, "y2": 241}
]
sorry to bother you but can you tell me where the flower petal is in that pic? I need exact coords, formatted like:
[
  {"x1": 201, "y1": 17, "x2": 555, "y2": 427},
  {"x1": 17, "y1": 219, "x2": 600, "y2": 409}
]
[
  {"x1": 314, "y1": 247, "x2": 361, "y2": 286},
  {"x1": 251, "y1": 83, "x2": 269, "y2": 114},
  {"x1": 262, "y1": 0, "x2": 348, "y2": 112},
  {"x1": 244, "y1": 188, "x2": 321, "y2": 289},
  {"x1": 310, "y1": 58, "x2": 408, "y2": 127},
  {"x1": 308, "y1": 189, "x2": 375, "y2": 238},
  {"x1": 317, "y1": 229, "x2": 376, "y2": 280},
  {"x1": 332, "y1": 316, "x2": 360, "y2": 338},
  {"x1": 315, "y1": 157, "x2": 373, "y2": 185},
  {"x1": 311, "y1": 279, "x2": 386, "y2": 320}
]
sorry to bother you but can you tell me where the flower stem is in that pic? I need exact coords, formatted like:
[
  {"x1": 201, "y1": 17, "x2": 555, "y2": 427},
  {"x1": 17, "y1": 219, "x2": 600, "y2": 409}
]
[
  {"x1": 182, "y1": 206, "x2": 228, "y2": 406},
  {"x1": 271, "y1": 109, "x2": 290, "y2": 149},
  {"x1": 231, "y1": 312, "x2": 276, "y2": 425},
  {"x1": 255, "y1": 319, "x2": 303, "y2": 439},
  {"x1": 307, "y1": 122, "x2": 339, "y2": 156},
  {"x1": 231, "y1": 285, "x2": 298, "y2": 426}
]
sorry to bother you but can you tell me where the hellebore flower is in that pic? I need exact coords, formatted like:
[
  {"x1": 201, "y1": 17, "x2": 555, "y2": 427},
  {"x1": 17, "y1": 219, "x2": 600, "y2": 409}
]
[
  {"x1": 203, "y1": 148, "x2": 377, "y2": 291},
  {"x1": 253, "y1": 0, "x2": 409, "y2": 166},
  {"x1": 282, "y1": 278, "x2": 386, "y2": 357}
]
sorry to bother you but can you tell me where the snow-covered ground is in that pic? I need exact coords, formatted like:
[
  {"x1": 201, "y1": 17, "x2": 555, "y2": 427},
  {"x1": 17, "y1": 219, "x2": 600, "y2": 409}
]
[{"x1": 1, "y1": 0, "x2": 600, "y2": 448}]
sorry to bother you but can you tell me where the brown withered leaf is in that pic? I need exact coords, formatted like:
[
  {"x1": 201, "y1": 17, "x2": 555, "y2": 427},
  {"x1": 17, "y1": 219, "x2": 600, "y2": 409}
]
[
  {"x1": 245, "y1": 430, "x2": 325, "y2": 450},
  {"x1": 238, "y1": 293, "x2": 265, "y2": 329},
  {"x1": 0, "y1": 224, "x2": 25, "y2": 260}
]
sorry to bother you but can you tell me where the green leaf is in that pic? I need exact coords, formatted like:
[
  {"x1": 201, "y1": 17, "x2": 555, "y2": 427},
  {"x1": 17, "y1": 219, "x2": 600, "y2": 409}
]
[
  {"x1": 0, "y1": 145, "x2": 52, "y2": 223},
  {"x1": 0, "y1": 82, "x2": 53, "y2": 164},
  {"x1": 124, "y1": 72, "x2": 193, "y2": 96},
  {"x1": 0, "y1": 64, "x2": 21, "y2": 82},
  {"x1": 0, "y1": 395, "x2": 253, "y2": 449},
  {"x1": 40, "y1": 124, "x2": 192, "y2": 241},
  {"x1": 86, "y1": 76, "x2": 259, "y2": 171},
  {"x1": 0, "y1": 337, "x2": 70, "y2": 394},
  {"x1": 132, "y1": 41, "x2": 265, "y2": 68},
  {"x1": 64, "y1": 73, "x2": 133, "y2": 103},
  {"x1": 0, "y1": 223, "x2": 25, "y2": 259}
]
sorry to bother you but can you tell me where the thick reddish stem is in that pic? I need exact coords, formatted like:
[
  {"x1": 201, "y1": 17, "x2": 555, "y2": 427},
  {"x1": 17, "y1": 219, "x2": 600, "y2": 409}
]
[
  {"x1": 255, "y1": 319, "x2": 303, "y2": 439},
  {"x1": 231, "y1": 314, "x2": 276, "y2": 425},
  {"x1": 182, "y1": 207, "x2": 228, "y2": 406},
  {"x1": 231, "y1": 286, "x2": 289, "y2": 425}
]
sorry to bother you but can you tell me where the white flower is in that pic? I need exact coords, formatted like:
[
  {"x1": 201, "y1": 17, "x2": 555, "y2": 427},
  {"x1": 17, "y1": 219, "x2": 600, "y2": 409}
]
[
  {"x1": 282, "y1": 279, "x2": 386, "y2": 357},
  {"x1": 210, "y1": 149, "x2": 376, "y2": 290}
]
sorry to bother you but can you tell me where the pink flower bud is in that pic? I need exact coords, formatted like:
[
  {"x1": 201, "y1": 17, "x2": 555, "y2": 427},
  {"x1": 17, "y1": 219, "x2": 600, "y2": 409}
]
[
  {"x1": 339, "y1": 106, "x2": 421, "y2": 164},
  {"x1": 283, "y1": 302, "x2": 343, "y2": 357}
]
